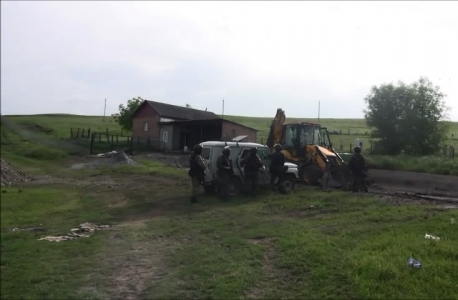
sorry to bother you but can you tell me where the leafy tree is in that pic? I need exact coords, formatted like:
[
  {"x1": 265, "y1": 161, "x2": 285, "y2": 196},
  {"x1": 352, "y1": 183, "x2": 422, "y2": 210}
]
[
  {"x1": 112, "y1": 96, "x2": 144, "y2": 132},
  {"x1": 364, "y1": 77, "x2": 448, "y2": 155}
]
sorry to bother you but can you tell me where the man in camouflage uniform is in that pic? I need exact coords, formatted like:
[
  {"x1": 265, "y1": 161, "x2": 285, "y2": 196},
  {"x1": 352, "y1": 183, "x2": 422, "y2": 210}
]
[
  {"x1": 241, "y1": 147, "x2": 265, "y2": 196},
  {"x1": 269, "y1": 144, "x2": 286, "y2": 190},
  {"x1": 189, "y1": 144, "x2": 206, "y2": 203},
  {"x1": 348, "y1": 146, "x2": 368, "y2": 193},
  {"x1": 217, "y1": 146, "x2": 233, "y2": 200}
]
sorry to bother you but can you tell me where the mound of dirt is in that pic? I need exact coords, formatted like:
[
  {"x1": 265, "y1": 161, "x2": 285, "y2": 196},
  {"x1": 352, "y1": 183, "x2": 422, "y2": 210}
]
[
  {"x1": 71, "y1": 151, "x2": 137, "y2": 170},
  {"x1": 1, "y1": 159, "x2": 30, "y2": 186}
]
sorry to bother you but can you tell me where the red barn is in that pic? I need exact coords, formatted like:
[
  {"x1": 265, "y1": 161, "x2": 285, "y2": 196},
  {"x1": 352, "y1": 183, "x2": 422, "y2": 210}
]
[{"x1": 132, "y1": 100, "x2": 258, "y2": 151}]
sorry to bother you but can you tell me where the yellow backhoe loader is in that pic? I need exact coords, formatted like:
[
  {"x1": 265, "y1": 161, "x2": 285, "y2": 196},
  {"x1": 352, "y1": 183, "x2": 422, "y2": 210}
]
[{"x1": 266, "y1": 108, "x2": 351, "y2": 188}]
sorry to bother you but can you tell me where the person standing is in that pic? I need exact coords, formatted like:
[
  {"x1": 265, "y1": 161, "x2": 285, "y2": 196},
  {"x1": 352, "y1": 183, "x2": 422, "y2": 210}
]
[
  {"x1": 348, "y1": 146, "x2": 368, "y2": 192},
  {"x1": 189, "y1": 144, "x2": 206, "y2": 203},
  {"x1": 241, "y1": 147, "x2": 264, "y2": 196},
  {"x1": 269, "y1": 144, "x2": 286, "y2": 190},
  {"x1": 217, "y1": 146, "x2": 233, "y2": 200}
]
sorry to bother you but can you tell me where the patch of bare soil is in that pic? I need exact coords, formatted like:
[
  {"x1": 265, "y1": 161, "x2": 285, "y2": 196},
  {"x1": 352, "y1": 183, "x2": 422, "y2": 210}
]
[
  {"x1": 85, "y1": 228, "x2": 179, "y2": 300},
  {"x1": 71, "y1": 151, "x2": 137, "y2": 170},
  {"x1": 246, "y1": 237, "x2": 290, "y2": 299},
  {"x1": 1, "y1": 159, "x2": 30, "y2": 186},
  {"x1": 369, "y1": 184, "x2": 458, "y2": 209}
]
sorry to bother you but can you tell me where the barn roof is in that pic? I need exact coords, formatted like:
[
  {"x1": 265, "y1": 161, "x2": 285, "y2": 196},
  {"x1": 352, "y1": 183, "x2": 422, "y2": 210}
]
[{"x1": 145, "y1": 100, "x2": 219, "y2": 120}]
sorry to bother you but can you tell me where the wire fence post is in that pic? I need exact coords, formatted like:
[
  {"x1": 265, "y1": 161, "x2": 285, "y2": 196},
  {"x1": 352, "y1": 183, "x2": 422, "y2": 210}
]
[
  {"x1": 76, "y1": 128, "x2": 80, "y2": 139},
  {"x1": 90, "y1": 132, "x2": 95, "y2": 155},
  {"x1": 70, "y1": 128, "x2": 73, "y2": 138},
  {"x1": 87, "y1": 128, "x2": 91, "y2": 139},
  {"x1": 129, "y1": 136, "x2": 134, "y2": 155},
  {"x1": 116, "y1": 135, "x2": 119, "y2": 144},
  {"x1": 111, "y1": 135, "x2": 114, "y2": 151}
]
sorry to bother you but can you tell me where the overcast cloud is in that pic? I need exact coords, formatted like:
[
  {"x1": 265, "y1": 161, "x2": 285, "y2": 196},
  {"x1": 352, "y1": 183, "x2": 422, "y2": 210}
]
[{"x1": 1, "y1": 1, "x2": 457, "y2": 120}]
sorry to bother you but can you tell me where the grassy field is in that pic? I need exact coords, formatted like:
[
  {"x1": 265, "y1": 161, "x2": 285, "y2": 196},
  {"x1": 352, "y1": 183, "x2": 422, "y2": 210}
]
[
  {"x1": 1, "y1": 120, "x2": 458, "y2": 299},
  {"x1": 2, "y1": 150, "x2": 458, "y2": 299}
]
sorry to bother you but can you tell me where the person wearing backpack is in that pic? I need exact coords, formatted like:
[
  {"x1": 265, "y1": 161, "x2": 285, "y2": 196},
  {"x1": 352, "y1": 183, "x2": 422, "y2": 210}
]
[
  {"x1": 270, "y1": 144, "x2": 286, "y2": 190},
  {"x1": 241, "y1": 147, "x2": 265, "y2": 196},
  {"x1": 189, "y1": 144, "x2": 206, "y2": 203},
  {"x1": 348, "y1": 146, "x2": 368, "y2": 192}
]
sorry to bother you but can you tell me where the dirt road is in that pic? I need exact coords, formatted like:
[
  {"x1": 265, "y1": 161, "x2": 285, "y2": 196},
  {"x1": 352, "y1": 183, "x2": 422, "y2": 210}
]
[{"x1": 368, "y1": 169, "x2": 458, "y2": 207}]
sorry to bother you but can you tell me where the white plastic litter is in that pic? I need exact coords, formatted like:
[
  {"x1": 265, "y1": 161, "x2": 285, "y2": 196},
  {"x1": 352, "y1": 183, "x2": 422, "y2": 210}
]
[
  {"x1": 424, "y1": 233, "x2": 440, "y2": 240},
  {"x1": 407, "y1": 257, "x2": 422, "y2": 268}
]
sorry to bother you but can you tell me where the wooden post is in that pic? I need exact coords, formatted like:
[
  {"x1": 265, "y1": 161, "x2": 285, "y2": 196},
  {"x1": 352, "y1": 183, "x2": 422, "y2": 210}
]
[
  {"x1": 116, "y1": 135, "x2": 119, "y2": 144},
  {"x1": 70, "y1": 128, "x2": 73, "y2": 138},
  {"x1": 90, "y1": 132, "x2": 95, "y2": 155},
  {"x1": 81, "y1": 129, "x2": 85, "y2": 138},
  {"x1": 129, "y1": 136, "x2": 134, "y2": 155},
  {"x1": 111, "y1": 135, "x2": 114, "y2": 151},
  {"x1": 76, "y1": 128, "x2": 80, "y2": 139},
  {"x1": 87, "y1": 128, "x2": 91, "y2": 139}
]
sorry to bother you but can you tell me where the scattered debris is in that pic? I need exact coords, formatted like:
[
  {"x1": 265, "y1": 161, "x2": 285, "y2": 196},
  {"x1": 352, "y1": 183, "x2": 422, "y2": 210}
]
[
  {"x1": 1, "y1": 159, "x2": 30, "y2": 186},
  {"x1": 7, "y1": 225, "x2": 45, "y2": 233},
  {"x1": 71, "y1": 151, "x2": 137, "y2": 169},
  {"x1": 407, "y1": 257, "x2": 422, "y2": 268},
  {"x1": 38, "y1": 222, "x2": 113, "y2": 242},
  {"x1": 424, "y1": 233, "x2": 440, "y2": 240},
  {"x1": 451, "y1": 218, "x2": 456, "y2": 225},
  {"x1": 97, "y1": 150, "x2": 118, "y2": 158}
]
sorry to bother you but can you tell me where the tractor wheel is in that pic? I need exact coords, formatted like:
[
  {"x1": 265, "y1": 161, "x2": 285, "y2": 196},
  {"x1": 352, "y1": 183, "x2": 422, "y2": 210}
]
[{"x1": 300, "y1": 165, "x2": 322, "y2": 185}]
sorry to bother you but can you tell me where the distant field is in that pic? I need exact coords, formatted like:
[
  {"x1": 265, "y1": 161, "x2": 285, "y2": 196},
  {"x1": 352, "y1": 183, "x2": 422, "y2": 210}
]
[
  {"x1": 223, "y1": 115, "x2": 458, "y2": 150},
  {"x1": 3, "y1": 113, "x2": 458, "y2": 150}
]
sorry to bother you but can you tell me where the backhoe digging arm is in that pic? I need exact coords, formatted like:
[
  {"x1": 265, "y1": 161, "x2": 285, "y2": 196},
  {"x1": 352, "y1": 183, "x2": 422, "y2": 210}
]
[{"x1": 266, "y1": 108, "x2": 286, "y2": 149}]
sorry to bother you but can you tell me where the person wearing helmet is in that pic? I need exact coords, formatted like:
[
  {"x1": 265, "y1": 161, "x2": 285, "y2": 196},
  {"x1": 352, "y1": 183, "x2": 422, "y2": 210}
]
[
  {"x1": 241, "y1": 147, "x2": 265, "y2": 196},
  {"x1": 189, "y1": 144, "x2": 207, "y2": 203},
  {"x1": 348, "y1": 146, "x2": 368, "y2": 192},
  {"x1": 217, "y1": 146, "x2": 233, "y2": 200},
  {"x1": 269, "y1": 144, "x2": 286, "y2": 190}
]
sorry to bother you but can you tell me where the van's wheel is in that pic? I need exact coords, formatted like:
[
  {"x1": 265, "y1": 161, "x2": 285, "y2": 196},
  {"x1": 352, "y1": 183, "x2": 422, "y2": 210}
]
[
  {"x1": 226, "y1": 179, "x2": 242, "y2": 196},
  {"x1": 279, "y1": 175, "x2": 295, "y2": 194}
]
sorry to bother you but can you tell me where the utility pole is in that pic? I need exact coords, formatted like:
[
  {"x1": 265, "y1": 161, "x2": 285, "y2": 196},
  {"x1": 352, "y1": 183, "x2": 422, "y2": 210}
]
[
  {"x1": 318, "y1": 101, "x2": 320, "y2": 123},
  {"x1": 222, "y1": 98, "x2": 225, "y2": 118},
  {"x1": 103, "y1": 98, "x2": 107, "y2": 122}
]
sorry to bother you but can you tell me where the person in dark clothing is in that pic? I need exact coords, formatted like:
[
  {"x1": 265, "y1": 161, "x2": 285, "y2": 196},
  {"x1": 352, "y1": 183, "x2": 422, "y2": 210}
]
[
  {"x1": 241, "y1": 147, "x2": 265, "y2": 196},
  {"x1": 217, "y1": 146, "x2": 233, "y2": 200},
  {"x1": 348, "y1": 146, "x2": 368, "y2": 192},
  {"x1": 189, "y1": 144, "x2": 207, "y2": 203},
  {"x1": 269, "y1": 144, "x2": 286, "y2": 190}
]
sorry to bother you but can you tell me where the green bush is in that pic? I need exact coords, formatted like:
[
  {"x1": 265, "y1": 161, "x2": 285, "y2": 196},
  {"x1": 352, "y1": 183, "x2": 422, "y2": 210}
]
[{"x1": 17, "y1": 145, "x2": 68, "y2": 161}]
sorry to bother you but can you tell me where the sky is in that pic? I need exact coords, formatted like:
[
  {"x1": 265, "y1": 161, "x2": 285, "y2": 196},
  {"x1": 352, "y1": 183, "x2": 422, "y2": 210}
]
[{"x1": 1, "y1": 1, "x2": 457, "y2": 120}]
